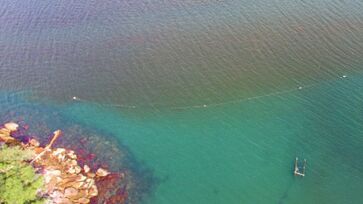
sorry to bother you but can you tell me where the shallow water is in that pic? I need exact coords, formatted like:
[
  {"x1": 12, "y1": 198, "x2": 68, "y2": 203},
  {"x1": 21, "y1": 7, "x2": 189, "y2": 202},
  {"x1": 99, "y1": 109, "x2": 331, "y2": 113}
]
[
  {"x1": 64, "y1": 74, "x2": 363, "y2": 204},
  {"x1": 1, "y1": 0, "x2": 363, "y2": 203}
]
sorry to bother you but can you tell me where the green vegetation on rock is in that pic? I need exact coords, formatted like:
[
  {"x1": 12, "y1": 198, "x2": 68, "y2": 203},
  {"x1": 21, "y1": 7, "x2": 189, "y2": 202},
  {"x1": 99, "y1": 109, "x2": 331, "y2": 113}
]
[{"x1": 0, "y1": 145, "x2": 44, "y2": 204}]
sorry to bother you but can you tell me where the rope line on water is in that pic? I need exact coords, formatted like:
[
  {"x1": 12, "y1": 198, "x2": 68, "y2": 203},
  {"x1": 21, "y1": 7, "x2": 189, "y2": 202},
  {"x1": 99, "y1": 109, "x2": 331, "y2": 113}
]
[{"x1": 70, "y1": 75, "x2": 348, "y2": 110}]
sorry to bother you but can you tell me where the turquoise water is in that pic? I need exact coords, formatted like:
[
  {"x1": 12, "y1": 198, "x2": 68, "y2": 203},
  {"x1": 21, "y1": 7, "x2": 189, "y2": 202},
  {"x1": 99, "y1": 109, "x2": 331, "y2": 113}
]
[
  {"x1": 60, "y1": 74, "x2": 363, "y2": 204},
  {"x1": 1, "y1": 0, "x2": 363, "y2": 203},
  {"x1": 2, "y1": 73, "x2": 359, "y2": 203},
  {"x1": 1, "y1": 75, "x2": 363, "y2": 203}
]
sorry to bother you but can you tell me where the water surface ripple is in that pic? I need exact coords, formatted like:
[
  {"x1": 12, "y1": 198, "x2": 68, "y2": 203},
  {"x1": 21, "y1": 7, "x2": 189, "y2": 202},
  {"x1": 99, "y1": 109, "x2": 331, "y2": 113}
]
[{"x1": 1, "y1": 1, "x2": 363, "y2": 204}]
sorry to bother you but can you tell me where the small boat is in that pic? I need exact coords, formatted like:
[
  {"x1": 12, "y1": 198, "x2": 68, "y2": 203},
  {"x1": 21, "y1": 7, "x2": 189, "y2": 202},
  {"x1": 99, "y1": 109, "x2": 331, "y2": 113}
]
[{"x1": 294, "y1": 157, "x2": 306, "y2": 177}]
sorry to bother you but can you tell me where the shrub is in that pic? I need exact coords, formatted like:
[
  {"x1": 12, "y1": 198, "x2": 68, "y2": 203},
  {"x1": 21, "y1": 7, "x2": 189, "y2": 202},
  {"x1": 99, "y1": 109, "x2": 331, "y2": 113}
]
[{"x1": 0, "y1": 145, "x2": 44, "y2": 204}]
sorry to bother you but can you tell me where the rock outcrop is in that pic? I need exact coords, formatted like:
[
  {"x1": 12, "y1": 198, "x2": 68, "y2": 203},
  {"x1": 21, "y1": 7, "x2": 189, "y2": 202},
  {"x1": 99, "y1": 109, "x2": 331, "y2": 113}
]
[{"x1": 0, "y1": 122, "x2": 126, "y2": 204}]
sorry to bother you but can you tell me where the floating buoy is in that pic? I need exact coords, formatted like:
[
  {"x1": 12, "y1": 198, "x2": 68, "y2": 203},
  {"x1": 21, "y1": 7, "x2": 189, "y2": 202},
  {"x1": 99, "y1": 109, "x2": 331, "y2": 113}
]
[
  {"x1": 298, "y1": 86, "x2": 303, "y2": 90},
  {"x1": 203, "y1": 104, "x2": 207, "y2": 108}
]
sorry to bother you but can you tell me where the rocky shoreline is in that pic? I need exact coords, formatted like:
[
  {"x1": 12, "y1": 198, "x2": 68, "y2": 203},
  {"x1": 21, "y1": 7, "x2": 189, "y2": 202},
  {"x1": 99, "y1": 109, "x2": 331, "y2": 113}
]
[{"x1": 0, "y1": 122, "x2": 128, "y2": 204}]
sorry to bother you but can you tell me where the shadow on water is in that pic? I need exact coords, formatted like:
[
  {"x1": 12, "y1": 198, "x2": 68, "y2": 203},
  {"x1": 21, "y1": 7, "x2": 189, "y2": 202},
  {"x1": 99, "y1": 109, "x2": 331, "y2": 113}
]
[{"x1": 277, "y1": 160, "x2": 298, "y2": 204}]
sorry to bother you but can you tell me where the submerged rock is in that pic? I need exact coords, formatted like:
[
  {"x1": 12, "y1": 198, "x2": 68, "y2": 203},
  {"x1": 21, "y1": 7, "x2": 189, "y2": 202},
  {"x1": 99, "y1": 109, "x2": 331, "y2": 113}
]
[{"x1": 0, "y1": 122, "x2": 129, "y2": 204}]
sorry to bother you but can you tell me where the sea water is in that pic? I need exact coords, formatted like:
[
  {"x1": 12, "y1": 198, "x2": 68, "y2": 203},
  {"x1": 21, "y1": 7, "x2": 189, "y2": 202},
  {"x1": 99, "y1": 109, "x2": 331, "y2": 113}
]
[
  {"x1": 0, "y1": 0, "x2": 363, "y2": 203},
  {"x1": 62, "y1": 74, "x2": 363, "y2": 204},
  {"x1": 1, "y1": 73, "x2": 362, "y2": 203}
]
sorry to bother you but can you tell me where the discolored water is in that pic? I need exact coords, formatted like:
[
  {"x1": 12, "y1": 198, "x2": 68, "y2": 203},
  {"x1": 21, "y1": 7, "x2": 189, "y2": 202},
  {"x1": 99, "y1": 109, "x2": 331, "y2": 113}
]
[{"x1": 0, "y1": 0, "x2": 363, "y2": 203}]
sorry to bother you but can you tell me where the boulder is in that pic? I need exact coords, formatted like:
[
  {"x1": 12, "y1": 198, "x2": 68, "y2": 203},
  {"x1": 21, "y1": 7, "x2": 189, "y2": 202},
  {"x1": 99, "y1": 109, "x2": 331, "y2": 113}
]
[
  {"x1": 53, "y1": 148, "x2": 66, "y2": 156},
  {"x1": 64, "y1": 187, "x2": 78, "y2": 199},
  {"x1": 88, "y1": 185, "x2": 98, "y2": 197},
  {"x1": 83, "y1": 165, "x2": 90, "y2": 174},
  {"x1": 29, "y1": 139, "x2": 40, "y2": 147},
  {"x1": 96, "y1": 168, "x2": 110, "y2": 177},
  {"x1": 4, "y1": 122, "x2": 18, "y2": 132},
  {"x1": 77, "y1": 198, "x2": 90, "y2": 204}
]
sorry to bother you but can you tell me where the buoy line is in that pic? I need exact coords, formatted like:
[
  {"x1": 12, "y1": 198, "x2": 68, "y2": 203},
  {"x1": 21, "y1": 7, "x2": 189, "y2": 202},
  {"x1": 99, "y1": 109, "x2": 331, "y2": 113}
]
[{"x1": 70, "y1": 74, "x2": 349, "y2": 110}]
